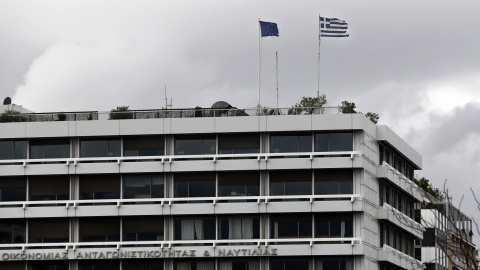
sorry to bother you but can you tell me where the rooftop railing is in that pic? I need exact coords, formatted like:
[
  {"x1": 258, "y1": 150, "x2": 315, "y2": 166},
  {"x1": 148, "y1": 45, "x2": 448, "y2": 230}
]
[{"x1": 0, "y1": 106, "x2": 358, "y2": 123}]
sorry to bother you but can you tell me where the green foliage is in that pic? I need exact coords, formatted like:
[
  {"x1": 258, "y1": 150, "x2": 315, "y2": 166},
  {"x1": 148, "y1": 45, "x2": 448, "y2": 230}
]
[
  {"x1": 365, "y1": 112, "x2": 379, "y2": 124},
  {"x1": 109, "y1": 106, "x2": 133, "y2": 120},
  {"x1": 0, "y1": 110, "x2": 25, "y2": 122},
  {"x1": 287, "y1": 95, "x2": 327, "y2": 115},
  {"x1": 57, "y1": 113, "x2": 67, "y2": 121},
  {"x1": 340, "y1": 100, "x2": 356, "y2": 113},
  {"x1": 414, "y1": 177, "x2": 445, "y2": 201}
]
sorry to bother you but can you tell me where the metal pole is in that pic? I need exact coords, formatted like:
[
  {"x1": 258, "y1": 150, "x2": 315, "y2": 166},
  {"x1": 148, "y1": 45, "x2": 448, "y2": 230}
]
[
  {"x1": 276, "y1": 51, "x2": 279, "y2": 108},
  {"x1": 318, "y1": 15, "x2": 322, "y2": 98},
  {"x1": 258, "y1": 18, "x2": 262, "y2": 108}
]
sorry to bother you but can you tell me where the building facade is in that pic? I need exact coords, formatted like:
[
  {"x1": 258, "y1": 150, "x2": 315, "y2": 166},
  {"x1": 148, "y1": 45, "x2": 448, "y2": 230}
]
[{"x1": 0, "y1": 106, "x2": 427, "y2": 270}]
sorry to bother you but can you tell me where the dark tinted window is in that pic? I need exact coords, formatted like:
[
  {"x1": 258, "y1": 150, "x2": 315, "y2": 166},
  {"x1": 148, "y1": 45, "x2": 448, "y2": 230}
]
[
  {"x1": 270, "y1": 134, "x2": 311, "y2": 153},
  {"x1": 218, "y1": 134, "x2": 260, "y2": 154},
  {"x1": 314, "y1": 170, "x2": 353, "y2": 195},
  {"x1": 123, "y1": 136, "x2": 164, "y2": 156},
  {"x1": 27, "y1": 261, "x2": 69, "y2": 270},
  {"x1": 123, "y1": 216, "x2": 164, "y2": 241},
  {"x1": 0, "y1": 177, "x2": 26, "y2": 201},
  {"x1": 29, "y1": 219, "x2": 69, "y2": 243},
  {"x1": 29, "y1": 176, "x2": 69, "y2": 201},
  {"x1": 30, "y1": 139, "x2": 70, "y2": 159},
  {"x1": 0, "y1": 219, "x2": 25, "y2": 244},
  {"x1": 270, "y1": 214, "x2": 312, "y2": 238},
  {"x1": 315, "y1": 132, "x2": 352, "y2": 152},
  {"x1": 218, "y1": 172, "x2": 259, "y2": 197},
  {"x1": 79, "y1": 218, "x2": 120, "y2": 242},
  {"x1": 270, "y1": 259, "x2": 310, "y2": 270},
  {"x1": 315, "y1": 213, "x2": 353, "y2": 238},
  {"x1": 0, "y1": 140, "x2": 27, "y2": 160},
  {"x1": 270, "y1": 171, "x2": 311, "y2": 196},
  {"x1": 80, "y1": 139, "x2": 121, "y2": 158},
  {"x1": 174, "y1": 173, "x2": 215, "y2": 198},
  {"x1": 123, "y1": 259, "x2": 164, "y2": 270},
  {"x1": 123, "y1": 175, "x2": 164, "y2": 199},
  {"x1": 175, "y1": 135, "x2": 216, "y2": 155},
  {"x1": 78, "y1": 260, "x2": 120, "y2": 270},
  {"x1": 80, "y1": 175, "x2": 120, "y2": 200}
]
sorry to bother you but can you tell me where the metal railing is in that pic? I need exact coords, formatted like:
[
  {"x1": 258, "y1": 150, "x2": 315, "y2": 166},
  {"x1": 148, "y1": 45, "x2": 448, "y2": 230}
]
[
  {"x1": 0, "y1": 237, "x2": 363, "y2": 251},
  {"x1": 0, "y1": 194, "x2": 362, "y2": 209},
  {"x1": 0, "y1": 106, "x2": 357, "y2": 123},
  {"x1": 0, "y1": 151, "x2": 361, "y2": 166}
]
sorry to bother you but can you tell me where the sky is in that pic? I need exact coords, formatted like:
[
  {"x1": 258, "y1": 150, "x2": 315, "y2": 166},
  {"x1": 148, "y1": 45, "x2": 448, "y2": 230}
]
[{"x1": 1, "y1": 0, "x2": 480, "y2": 245}]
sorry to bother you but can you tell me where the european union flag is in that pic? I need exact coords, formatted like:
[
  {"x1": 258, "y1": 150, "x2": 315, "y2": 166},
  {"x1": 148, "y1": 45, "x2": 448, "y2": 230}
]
[{"x1": 260, "y1": 21, "x2": 279, "y2": 37}]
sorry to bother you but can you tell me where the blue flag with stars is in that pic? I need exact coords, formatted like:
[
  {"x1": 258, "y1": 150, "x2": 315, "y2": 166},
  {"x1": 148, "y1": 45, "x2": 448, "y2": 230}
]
[{"x1": 260, "y1": 21, "x2": 279, "y2": 37}]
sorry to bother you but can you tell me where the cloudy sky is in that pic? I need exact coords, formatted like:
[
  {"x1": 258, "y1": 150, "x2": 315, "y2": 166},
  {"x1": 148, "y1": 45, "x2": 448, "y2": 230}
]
[{"x1": 2, "y1": 0, "x2": 480, "y2": 244}]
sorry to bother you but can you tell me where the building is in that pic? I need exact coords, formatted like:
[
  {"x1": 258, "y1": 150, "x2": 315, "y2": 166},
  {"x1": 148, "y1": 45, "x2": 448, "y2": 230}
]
[
  {"x1": 416, "y1": 193, "x2": 478, "y2": 270},
  {"x1": 0, "y1": 103, "x2": 428, "y2": 270}
]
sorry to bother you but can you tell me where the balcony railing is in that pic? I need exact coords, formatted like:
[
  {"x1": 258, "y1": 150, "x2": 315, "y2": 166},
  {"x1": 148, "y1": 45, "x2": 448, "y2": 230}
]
[
  {"x1": 0, "y1": 106, "x2": 357, "y2": 123},
  {"x1": 0, "y1": 194, "x2": 362, "y2": 209},
  {"x1": 0, "y1": 151, "x2": 361, "y2": 166},
  {"x1": 0, "y1": 237, "x2": 363, "y2": 251}
]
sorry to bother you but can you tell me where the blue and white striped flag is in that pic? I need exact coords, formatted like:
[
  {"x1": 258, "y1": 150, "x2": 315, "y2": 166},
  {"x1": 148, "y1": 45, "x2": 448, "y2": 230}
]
[{"x1": 320, "y1": 17, "x2": 349, "y2": 37}]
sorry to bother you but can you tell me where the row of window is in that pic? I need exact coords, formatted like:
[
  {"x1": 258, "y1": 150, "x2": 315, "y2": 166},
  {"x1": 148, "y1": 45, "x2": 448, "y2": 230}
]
[
  {"x1": 0, "y1": 257, "x2": 355, "y2": 270},
  {"x1": 0, "y1": 132, "x2": 353, "y2": 160},
  {"x1": 379, "y1": 143, "x2": 415, "y2": 180},
  {"x1": 0, "y1": 214, "x2": 353, "y2": 244},
  {"x1": 379, "y1": 221, "x2": 415, "y2": 257},
  {"x1": 379, "y1": 179, "x2": 416, "y2": 219},
  {"x1": 0, "y1": 170, "x2": 353, "y2": 202}
]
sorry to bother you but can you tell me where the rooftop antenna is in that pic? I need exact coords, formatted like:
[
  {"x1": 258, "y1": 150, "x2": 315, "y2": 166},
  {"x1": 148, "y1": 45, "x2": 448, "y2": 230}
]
[{"x1": 163, "y1": 86, "x2": 172, "y2": 109}]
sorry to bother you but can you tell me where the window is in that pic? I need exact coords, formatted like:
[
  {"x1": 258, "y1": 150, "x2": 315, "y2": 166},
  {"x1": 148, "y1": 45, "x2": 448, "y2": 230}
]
[
  {"x1": 123, "y1": 174, "x2": 164, "y2": 199},
  {"x1": 123, "y1": 216, "x2": 164, "y2": 241},
  {"x1": 80, "y1": 175, "x2": 120, "y2": 200},
  {"x1": 123, "y1": 136, "x2": 164, "y2": 156},
  {"x1": 270, "y1": 214, "x2": 312, "y2": 239},
  {"x1": 314, "y1": 170, "x2": 353, "y2": 196},
  {"x1": 315, "y1": 257, "x2": 353, "y2": 270},
  {"x1": 218, "y1": 259, "x2": 260, "y2": 270},
  {"x1": 0, "y1": 177, "x2": 26, "y2": 202},
  {"x1": 422, "y1": 228, "x2": 436, "y2": 247},
  {"x1": 79, "y1": 218, "x2": 120, "y2": 242},
  {"x1": 28, "y1": 219, "x2": 69, "y2": 243},
  {"x1": 174, "y1": 217, "x2": 215, "y2": 241},
  {"x1": 0, "y1": 262, "x2": 25, "y2": 270},
  {"x1": 270, "y1": 171, "x2": 311, "y2": 197},
  {"x1": 80, "y1": 138, "x2": 121, "y2": 158},
  {"x1": 175, "y1": 260, "x2": 215, "y2": 270},
  {"x1": 315, "y1": 213, "x2": 353, "y2": 241},
  {"x1": 0, "y1": 219, "x2": 25, "y2": 244},
  {"x1": 123, "y1": 259, "x2": 163, "y2": 270},
  {"x1": 270, "y1": 133, "x2": 311, "y2": 154},
  {"x1": 174, "y1": 173, "x2": 215, "y2": 199},
  {"x1": 29, "y1": 139, "x2": 70, "y2": 159},
  {"x1": 270, "y1": 258, "x2": 311, "y2": 270},
  {"x1": 219, "y1": 215, "x2": 260, "y2": 240},
  {"x1": 218, "y1": 172, "x2": 259, "y2": 197},
  {"x1": 29, "y1": 176, "x2": 69, "y2": 201},
  {"x1": 78, "y1": 261, "x2": 120, "y2": 270},
  {"x1": 218, "y1": 134, "x2": 260, "y2": 155},
  {"x1": 174, "y1": 135, "x2": 216, "y2": 156},
  {"x1": 0, "y1": 140, "x2": 27, "y2": 160},
  {"x1": 28, "y1": 261, "x2": 69, "y2": 270},
  {"x1": 315, "y1": 132, "x2": 353, "y2": 152}
]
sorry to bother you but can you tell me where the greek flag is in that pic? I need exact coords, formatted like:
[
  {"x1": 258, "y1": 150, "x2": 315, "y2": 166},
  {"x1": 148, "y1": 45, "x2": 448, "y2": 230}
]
[{"x1": 320, "y1": 17, "x2": 349, "y2": 37}]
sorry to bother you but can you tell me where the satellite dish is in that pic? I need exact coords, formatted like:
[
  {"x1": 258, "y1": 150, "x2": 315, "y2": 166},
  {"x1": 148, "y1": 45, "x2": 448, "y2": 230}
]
[
  {"x1": 211, "y1": 101, "x2": 232, "y2": 109},
  {"x1": 3, "y1": 97, "x2": 11, "y2": 105}
]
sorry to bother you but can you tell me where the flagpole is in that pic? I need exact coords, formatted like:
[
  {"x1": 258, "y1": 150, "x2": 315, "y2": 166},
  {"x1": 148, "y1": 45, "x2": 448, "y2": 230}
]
[
  {"x1": 276, "y1": 51, "x2": 279, "y2": 108},
  {"x1": 317, "y1": 14, "x2": 321, "y2": 99},
  {"x1": 258, "y1": 18, "x2": 262, "y2": 110}
]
